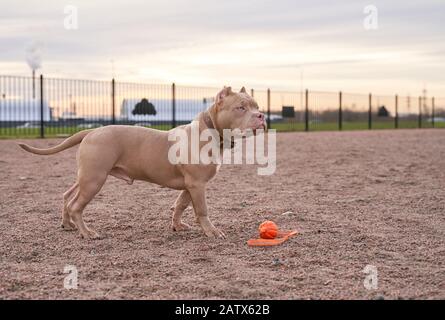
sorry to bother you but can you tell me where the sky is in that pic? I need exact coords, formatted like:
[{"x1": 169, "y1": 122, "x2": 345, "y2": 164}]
[{"x1": 1, "y1": 0, "x2": 444, "y2": 97}]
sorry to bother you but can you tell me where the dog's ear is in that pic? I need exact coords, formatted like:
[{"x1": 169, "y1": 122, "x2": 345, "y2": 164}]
[
  {"x1": 239, "y1": 87, "x2": 247, "y2": 94},
  {"x1": 216, "y1": 86, "x2": 233, "y2": 105}
]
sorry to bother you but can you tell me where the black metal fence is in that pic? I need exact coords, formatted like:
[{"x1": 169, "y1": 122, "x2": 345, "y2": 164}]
[{"x1": 0, "y1": 74, "x2": 443, "y2": 138}]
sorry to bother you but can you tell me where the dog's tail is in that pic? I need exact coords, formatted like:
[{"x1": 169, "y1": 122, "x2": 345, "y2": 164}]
[{"x1": 18, "y1": 129, "x2": 94, "y2": 155}]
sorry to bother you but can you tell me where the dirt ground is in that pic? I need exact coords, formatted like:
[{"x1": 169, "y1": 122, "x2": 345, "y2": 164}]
[{"x1": 0, "y1": 129, "x2": 444, "y2": 300}]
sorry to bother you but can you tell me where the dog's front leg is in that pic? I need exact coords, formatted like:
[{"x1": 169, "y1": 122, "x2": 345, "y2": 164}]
[
  {"x1": 171, "y1": 190, "x2": 192, "y2": 231},
  {"x1": 186, "y1": 182, "x2": 226, "y2": 238}
]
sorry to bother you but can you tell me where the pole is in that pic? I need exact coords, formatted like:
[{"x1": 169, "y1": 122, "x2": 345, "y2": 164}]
[
  {"x1": 111, "y1": 78, "x2": 116, "y2": 125},
  {"x1": 395, "y1": 94, "x2": 398, "y2": 129},
  {"x1": 368, "y1": 93, "x2": 372, "y2": 130},
  {"x1": 172, "y1": 83, "x2": 176, "y2": 128},
  {"x1": 339, "y1": 91, "x2": 342, "y2": 131},
  {"x1": 40, "y1": 74, "x2": 44, "y2": 138},
  {"x1": 266, "y1": 88, "x2": 271, "y2": 129},
  {"x1": 432, "y1": 97, "x2": 435, "y2": 128},
  {"x1": 418, "y1": 96, "x2": 422, "y2": 128},
  {"x1": 305, "y1": 89, "x2": 309, "y2": 132}
]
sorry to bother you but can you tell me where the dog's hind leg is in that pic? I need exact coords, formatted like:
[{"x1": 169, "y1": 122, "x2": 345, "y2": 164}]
[
  {"x1": 170, "y1": 190, "x2": 192, "y2": 231},
  {"x1": 67, "y1": 171, "x2": 108, "y2": 240},
  {"x1": 61, "y1": 182, "x2": 78, "y2": 231}
]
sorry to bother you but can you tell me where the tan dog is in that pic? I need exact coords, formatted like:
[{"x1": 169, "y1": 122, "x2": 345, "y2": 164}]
[{"x1": 19, "y1": 86, "x2": 265, "y2": 239}]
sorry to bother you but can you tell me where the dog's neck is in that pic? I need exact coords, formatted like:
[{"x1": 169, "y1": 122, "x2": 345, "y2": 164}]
[
  {"x1": 202, "y1": 110, "x2": 217, "y2": 131},
  {"x1": 201, "y1": 107, "x2": 235, "y2": 149}
]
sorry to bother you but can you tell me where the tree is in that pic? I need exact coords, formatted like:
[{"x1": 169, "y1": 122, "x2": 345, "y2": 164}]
[
  {"x1": 377, "y1": 106, "x2": 390, "y2": 117},
  {"x1": 132, "y1": 98, "x2": 157, "y2": 115}
]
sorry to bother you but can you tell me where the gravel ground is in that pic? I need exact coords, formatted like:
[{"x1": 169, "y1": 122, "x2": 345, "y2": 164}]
[{"x1": 0, "y1": 129, "x2": 444, "y2": 299}]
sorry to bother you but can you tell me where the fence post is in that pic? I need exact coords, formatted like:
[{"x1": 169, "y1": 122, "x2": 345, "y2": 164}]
[
  {"x1": 418, "y1": 96, "x2": 422, "y2": 128},
  {"x1": 305, "y1": 89, "x2": 309, "y2": 132},
  {"x1": 266, "y1": 88, "x2": 271, "y2": 129},
  {"x1": 338, "y1": 91, "x2": 342, "y2": 131},
  {"x1": 395, "y1": 94, "x2": 398, "y2": 129},
  {"x1": 111, "y1": 78, "x2": 116, "y2": 125},
  {"x1": 40, "y1": 74, "x2": 44, "y2": 138},
  {"x1": 432, "y1": 97, "x2": 435, "y2": 128},
  {"x1": 368, "y1": 93, "x2": 372, "y2": 130},
  {"x1": 172, "y1": 83, "x2": 176, "y2": 128},
  {"x1": 250, "y1": 88, "x2": 254, "y2": 97}
]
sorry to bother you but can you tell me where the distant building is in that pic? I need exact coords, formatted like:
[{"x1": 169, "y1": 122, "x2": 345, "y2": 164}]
[
  {"x1": 0, "y1": 98, "x2": 51, "y2": 121},
  {"x1": 59, "y1": 111, "x2": 84, "y2": 121},
  {"x1": 120, "y1": 98, "x2": 212, "y2": 122},
  {"x1": 282, "y1": 106, "x2": 295, "y2": 118}
]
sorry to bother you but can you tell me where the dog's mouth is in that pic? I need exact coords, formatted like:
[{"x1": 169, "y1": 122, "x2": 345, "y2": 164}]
[
  {"x1": 252, "y1": 122, "x2": 267, "y2": 135},
  {"x1": 237, "y1": 122, "x2": 267, "y2": 136}
]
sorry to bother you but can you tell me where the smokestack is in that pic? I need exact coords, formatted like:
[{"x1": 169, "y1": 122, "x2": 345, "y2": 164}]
[
  {"x1": 32, "y1": 69, "x2": 35, "y2": 99},
  {"x1": 25, "y1": 41, "x2": 43, "y2": 99}
]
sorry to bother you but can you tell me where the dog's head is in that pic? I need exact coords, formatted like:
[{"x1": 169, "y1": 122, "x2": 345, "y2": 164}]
[{"x1": 210, "y1": 86, "x2": 266, "y2": 134}]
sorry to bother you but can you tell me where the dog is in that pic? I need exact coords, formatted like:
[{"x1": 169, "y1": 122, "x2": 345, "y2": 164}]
[{"x1": 19, "y1": 86, "x2": 266, "y2": 239}]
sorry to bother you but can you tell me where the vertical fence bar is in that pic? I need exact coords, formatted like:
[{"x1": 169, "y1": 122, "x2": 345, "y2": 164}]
[
  {"x1": 368, "y1": 93, "x2": 372, "y2": 130},
  {"x1": 338, "y1": 91, "x2": 342, "y2": 131},
  {"x1": 1, "y1": 78, "x2": 4, "y2": 136},
  {"x1": 432, "y1": 97, "x2": 435, "y2": 128},
  {"x1": 266, "y1": 88, "x2": 271, "y2": 129},
  {"x1": 172, "y1": 82, "x2": 176, "y2": 128},
  {"x1": 40, "y1": 74, "x2": 44, "y2": 138},
  {"x1": 250, "y1": 88, "x2": 254, "y2": 98},
  {"x1": 395, "y1": 94, "x2": 399, "y2": 129},
  {"x1": 305, "y1": 89, "x2": 309, "y2": 132},
  {"x1": 111, "y1": 78, "x2": 116, "y2": 125},
  {"x1": 418, "y1": 96, "x2": 422, "y2": 128}
]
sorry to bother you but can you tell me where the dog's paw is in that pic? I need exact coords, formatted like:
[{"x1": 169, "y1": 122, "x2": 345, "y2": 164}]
[
  {"x1": 171, "y1": 221, "x2": 192, "y2": 232},
  {"x1": 80, "y1": 230, "x2": 102, "y2": 240},
  {"x1": 204, "y1": 227, "x2": 226, "y2": 239},
  {"x1": 61, "y1": 221, "x2": 77, "y2": 231}
]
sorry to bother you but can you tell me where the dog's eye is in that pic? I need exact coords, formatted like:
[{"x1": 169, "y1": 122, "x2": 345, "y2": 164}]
[{"x1": 237, "y1": 106, "x2": 246, "y2": 111}]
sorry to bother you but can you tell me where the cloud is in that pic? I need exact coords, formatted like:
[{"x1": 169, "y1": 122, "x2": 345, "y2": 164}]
[
  {"x1": 0, "y1": 0, "x2": 444, "y2": 96},
  {"x1": 265, "y1": 59, "x2": 370, "y2": 69}
]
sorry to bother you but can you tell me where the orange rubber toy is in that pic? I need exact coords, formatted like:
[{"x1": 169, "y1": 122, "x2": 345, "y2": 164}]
[{"x1": 248, "y1": 220, "x2": 297, "y2": 247}]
